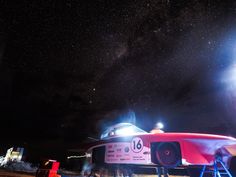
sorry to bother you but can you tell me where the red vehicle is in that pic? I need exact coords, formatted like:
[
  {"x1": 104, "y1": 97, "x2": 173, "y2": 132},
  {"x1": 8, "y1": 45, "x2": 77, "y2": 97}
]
[{"x1": 84, "y1": 123, "x2": 236, "y2": 177}]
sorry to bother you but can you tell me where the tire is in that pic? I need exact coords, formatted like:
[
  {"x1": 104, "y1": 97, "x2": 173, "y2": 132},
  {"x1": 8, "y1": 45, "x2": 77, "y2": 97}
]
[{"x1": 151, "y1": 142, "x2": 181, "y2": 167}]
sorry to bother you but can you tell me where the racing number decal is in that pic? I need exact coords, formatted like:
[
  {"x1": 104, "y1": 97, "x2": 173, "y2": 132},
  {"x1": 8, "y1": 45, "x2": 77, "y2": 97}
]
[{"x1": 131, "y1": 137, "x2": 143, "y2": 153}]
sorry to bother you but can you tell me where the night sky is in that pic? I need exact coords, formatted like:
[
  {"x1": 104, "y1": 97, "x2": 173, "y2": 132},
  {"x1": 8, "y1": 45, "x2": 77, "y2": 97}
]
[{"x1": 1, "y1": 0, "x2": 236, "y2": 159}]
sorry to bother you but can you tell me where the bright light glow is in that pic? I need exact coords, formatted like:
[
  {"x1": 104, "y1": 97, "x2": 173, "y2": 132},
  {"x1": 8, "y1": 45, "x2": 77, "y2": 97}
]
[
  {"x1": 115, "y1": 126, "x2": 135, "y2": 136},
  {"x1": 100, "y1": 123, "x2": 147, "y2": 139},
  {"x1": 221, "y1": 65, "x2": 236, "y2": 89},
  {"x1": 156, "y1": 122, "x2": 164, "y2": 129}
]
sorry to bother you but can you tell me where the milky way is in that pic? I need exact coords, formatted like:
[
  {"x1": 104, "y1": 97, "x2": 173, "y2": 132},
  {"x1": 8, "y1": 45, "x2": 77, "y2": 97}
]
[{"x1": 1, "y1": 1, "x2": 236, "y2": 154}]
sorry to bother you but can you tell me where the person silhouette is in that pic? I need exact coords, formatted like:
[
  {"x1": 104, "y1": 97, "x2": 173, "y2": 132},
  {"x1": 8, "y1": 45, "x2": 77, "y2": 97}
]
[{"x1": 150, "y1": 122, "x2": 164, "y2": 133}]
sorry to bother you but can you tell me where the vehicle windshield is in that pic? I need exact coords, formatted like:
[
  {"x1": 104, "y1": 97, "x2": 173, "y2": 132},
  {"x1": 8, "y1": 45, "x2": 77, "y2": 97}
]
[{"x1": 100, "y1": 123, "x2": 147, "y2": 139}]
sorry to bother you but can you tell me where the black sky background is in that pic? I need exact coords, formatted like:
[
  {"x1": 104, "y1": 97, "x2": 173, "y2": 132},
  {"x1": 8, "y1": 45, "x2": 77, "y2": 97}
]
[{"x1": 1, "y1": 0, "x2": 236, "y2": 160}]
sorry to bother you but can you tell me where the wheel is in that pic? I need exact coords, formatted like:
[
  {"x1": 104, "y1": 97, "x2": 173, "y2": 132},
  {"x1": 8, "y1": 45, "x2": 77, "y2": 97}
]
[{"x1": 151, "y1": 142, "x2": 181, "y2": 167}]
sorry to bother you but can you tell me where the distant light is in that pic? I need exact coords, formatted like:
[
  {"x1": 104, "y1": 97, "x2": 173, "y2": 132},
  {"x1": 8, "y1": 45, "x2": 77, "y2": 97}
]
[
  {"x1": 115, "y1": 126, "x2": 135, "y2": 136},
  {"x1": 67, "y1": 153, "x2": 90, "y2": 159},
  {"x1": 156, "y1": 122, "x2": 164, "y2": 129},
  {"x1": 221, "y1": 65, "x2": 236, "y2": 89}
]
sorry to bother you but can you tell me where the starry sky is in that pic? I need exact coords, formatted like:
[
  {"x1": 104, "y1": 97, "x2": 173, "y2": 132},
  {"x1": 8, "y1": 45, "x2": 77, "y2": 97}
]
[{"x1": 1, "y1": 0, "x2": 236, "y2": 158}]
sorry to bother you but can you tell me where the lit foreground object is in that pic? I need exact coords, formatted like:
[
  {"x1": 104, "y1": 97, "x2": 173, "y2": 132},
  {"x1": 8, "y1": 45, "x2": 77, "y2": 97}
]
[
  {"x1": 150, "y1": 122, "x2": 165, "y2": 133},
  {"x1": 36, "y1": 159, "x2": 60, "y2": 177},
  {"x1": 0, "y1": 147, "x2": 24, "y2": 166},
  {"x1": 100, "y1": 123, "x2": 146, "y2": 139},
  {"x1": 83, "y1": 123, "x2": 236, "y2": 177}
]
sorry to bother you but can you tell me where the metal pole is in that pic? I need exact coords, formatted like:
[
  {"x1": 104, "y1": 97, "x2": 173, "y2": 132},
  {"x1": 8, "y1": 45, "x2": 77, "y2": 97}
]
[
  {"x1": 199, "y1": 165, "x2": 206, "y2": 177},
  {"x1": 214, "y1": 160, "x2": 221, "y2": 177},
  {"x1": 218, "y1": 159, "x2": 233, "y2": 177}
]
